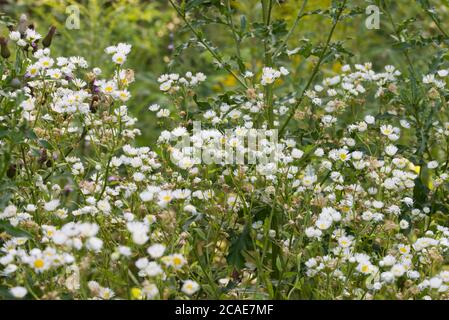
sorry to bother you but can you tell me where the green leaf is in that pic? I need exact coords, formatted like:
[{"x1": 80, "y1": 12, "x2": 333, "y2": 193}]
[
  {"x1": 413, "y1": 177, "x2": 430, "y2": 207},
  {"x1": 226, "y1": 225, "x2": 253, "y2": 269},
  {"x1": 0, "y1": 286, "x2": 14, "y2": 299},
  {"x1": 0, "y1": 221, "x2": 32, "y2": 239},
  {"x1": 0, "y1": 127, "x2": 9, "y2": 139},
  {"x1": 193, "y1": 94, "x2": 211, "y2": 110},
  {"x1": 240, "y1": 15, "x2": 247, "y2": 33},
  {"x1": 38, "y1": 139, "x2": 53, "y2": 150}
]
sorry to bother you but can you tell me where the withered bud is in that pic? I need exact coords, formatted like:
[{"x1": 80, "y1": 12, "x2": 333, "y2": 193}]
[
  {"x1": 42, "y1": 26, "x2": 56, "y2": 48},
  {"x1": 90, "y1": 96, "x2": 100, "y2": 113},
  {"x1": 86, "y1": 72, "x2": 96, "y2": 84},
  {"x1": 38, "y1": 148, "x2": 48, "y2": 164},
  {"x1": 0, "y1": 37, "x2": 11, "y2": 59},
  {"x1": 7, "y1": 164, "x2": 17, "y2": 178},
  {"x1": 63, "y1": 185, "x2": 73, "y2": 196}
]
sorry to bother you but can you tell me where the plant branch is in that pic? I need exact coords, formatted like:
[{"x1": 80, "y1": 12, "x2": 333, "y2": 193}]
[
  {"x1": 273, "y1": 0, "x2": 309, "y2": 58},
  {"x1": 168, "y1": 0, "x2": 248, "y2": 89},
  {"x1": 279, "y1": 0, "x2": 347, "y2": 135}
]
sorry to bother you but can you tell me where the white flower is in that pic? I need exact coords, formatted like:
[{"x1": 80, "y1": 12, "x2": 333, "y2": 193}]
[
  {"x1": 437, "y1": 69, "x2": 449, "y2": 77},
  {"x1": 44, "y1": 199, "x2": 60, "y2": 212},
  {"x1": 261, "y1": 67, "x2": 281, "y2": 85},
  {"x1": 9, "y1": 31, "x2": 21, "y2": 41},
  {"x1": 127, "y1": 221, "x2": 149, "y2": 245},
  {"x1": 97, "y1": 199, "x2": 111, "y2": 214},
  {"x1": 244, "y1": 71, "x2": 254, "y2": 78},
  {"x1": 112, "y1": 52, "x2": 126, "y2": 65},
  {"x1": 182, "y1": 280, "x2": 200, "y2": 295},
  {"x1": 291, "y1": 148, "x2": 304, "y2": 159},
  {"x1": 162, "y1": 254, "x2": 186, "y2": 269},
  {"x1": 159, "y1": 81, "x2": 172, "y2": 92},
  {"x1": 139, "y1": 191, "x2": 154, "y2": 202},
  {"x1": 380, "y1": 125, "x2": 395, "y2": 136},
  {"x1": 99, "y1": 287, "x2": 115, "y2": 300},
  {"x1": 118, "y1": 246, "x2": 132, "y2": 257},
  {"x1": 144, "y1": 262, "x2": 163, "y2": 277},
  {"x1": 279, "y1": 67, "x2": 289, "y2": 75},
  {"x1": 391, "y1": 264, "x2": 406, "y2": 277},
  {"x1": 147, "y1": 244, "x2": 166, "y2": 258},
  {"x1": 156, "y1": 108, "x2": 170, "y2": 118},
  {"x1": 10, "y1": 286, "x2": 27, "y2": 298},
  {"x1": 427, "y1": 161, "x2": 439, "y2": 169},
  {"x1": 315, "y1": 218, "x2": 332, "y2": 230},
  {"x1": 430, "y1": 277, "x2": 443, "y2": 289},
  {"x1": 385, "y1": 145, "x2": 398, "y2": 156},
  {"x1": 399, "y1": 220, "x2": 409, "y2": 230},
  {"x1": 86, "y1": 237, "x2": 103, "y2": 252},
  {"x1": 364, "y1": 115, "x2": 375, "y2": 124},
  {"x1": 148, "y1": 104, "x2": 160, "y2": 111},
  {"x1": 338, "y1": 236, "x2": 352, "y2": 248},
  {"x1": 381, "y1": 271, "x2": 395, "y2": 283},
  {"x1": 25, "y1": 28, "x2": 41, "y2": 42}
]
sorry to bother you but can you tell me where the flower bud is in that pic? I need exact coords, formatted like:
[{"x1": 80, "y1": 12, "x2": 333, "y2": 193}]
[
  {"x1": 0, "y1": 37, "x2": 11, "y2": 59},
  {"x1": 42, "y1": 26, "x2": 56, "y2": 48},
  {"x1": 10, "y1": 78, "x2": 21, "y2": 88},
  {"x1": 7, "y1": 164, "x2": 16, "y2": 178}
]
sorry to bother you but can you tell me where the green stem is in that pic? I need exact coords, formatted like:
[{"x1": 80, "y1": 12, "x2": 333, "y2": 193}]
[
  {"x1": 168, "y1": 0, "x2": 248, "y2": 89},
  {"x1": 279, "y1": 0, "x2": 347, "y2": 136},
  {"x1": 262, "y1": 0, "x2": 274, "y2": 128},
  {"x1": 273, "y1": 0, "x2": 309, "y2": 58}
]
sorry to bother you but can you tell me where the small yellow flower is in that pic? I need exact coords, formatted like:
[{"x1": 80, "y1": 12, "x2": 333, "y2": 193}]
[{"x1": 131, "y1": 288, "x2": 143, "y2": 299}]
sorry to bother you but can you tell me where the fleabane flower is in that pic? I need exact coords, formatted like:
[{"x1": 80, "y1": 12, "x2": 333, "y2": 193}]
[
  {"x1": 147, "y1": 244, "x2": 166, "y2": 258},
  {"x1": 162, "y1": 254, "x2": 186, "y2": 269},
  {"x1": 261, "y1": 67, "x2": 282, "y2": 85},
  {"x1": 10, "y1": 286, "x2": 27, "y2": 298},
  {"x1": 182, "y1": 280, "x2": 200, "y2": 295}
]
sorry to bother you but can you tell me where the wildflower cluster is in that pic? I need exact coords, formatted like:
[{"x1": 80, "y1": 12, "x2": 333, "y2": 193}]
[{"x1": 1, "y1": 13, "x2": 449, "y2": 301}]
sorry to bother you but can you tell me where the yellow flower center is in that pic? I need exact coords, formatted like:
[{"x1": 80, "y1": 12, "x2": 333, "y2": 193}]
[
  {"x1": 34, "y1": 259, "x2": 45, "y2": 269},
  {"x1": 173, "y1": 257, "x2": 183, "y2": 266}
]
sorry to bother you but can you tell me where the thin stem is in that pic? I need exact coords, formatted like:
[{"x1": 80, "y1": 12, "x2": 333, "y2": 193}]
[
  {"x1": 279, "y1": 0, "x2": 347, "y2": 136},
  {"x1": 262, "y1": 0, "x2": 274, "y2": 128},
  {"x1": 420, "y1": 1, "x2": 449, "y2": 39},
  {"x1": 168, "y1": 0, "x2": 248, "y2": 89},
  {"x1": 225, "y1": 0, "x2": 242, "y2": 61},
  {"x1": 273, "y1": 0, "x2": 309, "y2": 58},
  {"x1": 382, "y1": 1, "x2": 416, "y2": 78}
]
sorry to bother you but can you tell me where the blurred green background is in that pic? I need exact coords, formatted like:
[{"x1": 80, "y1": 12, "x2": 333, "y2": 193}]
[{"x1": 1, "y1": 0, "x2": 447, "y2": 144}]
